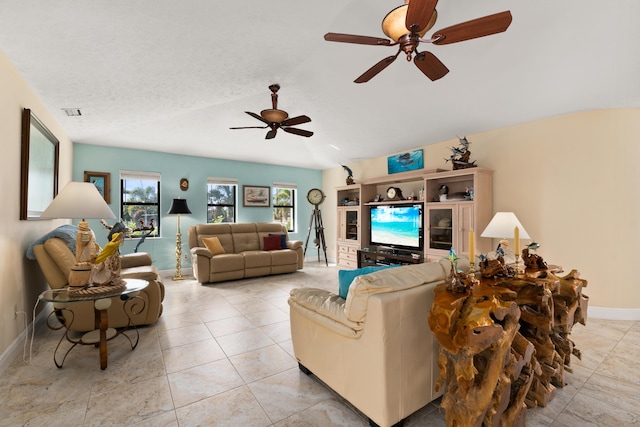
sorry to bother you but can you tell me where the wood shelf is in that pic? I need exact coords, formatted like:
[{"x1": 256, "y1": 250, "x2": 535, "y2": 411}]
[{"x1": 365, "y1": 200, "x2": 424, "y2": 206}]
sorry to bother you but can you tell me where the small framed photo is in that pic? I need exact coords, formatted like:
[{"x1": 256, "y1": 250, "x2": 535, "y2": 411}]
[
  {"x1": 84, "y1": 171, "x2": 111, "y2": 203},
  {"x1": 243, "y1": 185, "x2": 270, "y2": 207}
]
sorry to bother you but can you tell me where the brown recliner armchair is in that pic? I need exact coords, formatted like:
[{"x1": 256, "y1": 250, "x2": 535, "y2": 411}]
[{"x1": 31, "y1": 233, "x2": 165, "y2": 332}]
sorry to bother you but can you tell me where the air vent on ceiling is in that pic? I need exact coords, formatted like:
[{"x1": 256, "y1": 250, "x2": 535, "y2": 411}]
[{"x1": 62, "y1": 108, "x2": 82, "y2": 117}]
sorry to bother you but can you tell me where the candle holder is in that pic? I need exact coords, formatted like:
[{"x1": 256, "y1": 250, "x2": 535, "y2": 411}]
[
  {"x1": 514, "y1": 254, "x2": 524, "y2": 276},
  {"x1": 469, "y1": 261, "x2": 475, "y2": 279}
]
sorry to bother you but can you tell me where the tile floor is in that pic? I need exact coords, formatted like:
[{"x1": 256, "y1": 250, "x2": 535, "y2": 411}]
[{"x1": 1, "y1": 262, "x2": 639, "y2": 426}]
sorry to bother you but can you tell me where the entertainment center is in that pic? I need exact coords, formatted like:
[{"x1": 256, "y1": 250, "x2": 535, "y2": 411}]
[{"x1": 336, "y1": 168, "x2": 493, "y2": 268}]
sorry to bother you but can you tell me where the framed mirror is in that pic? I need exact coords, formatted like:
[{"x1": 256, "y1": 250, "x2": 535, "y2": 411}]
[{"x1": 20, "y1": 108, "x2": 60, "y2": 220}]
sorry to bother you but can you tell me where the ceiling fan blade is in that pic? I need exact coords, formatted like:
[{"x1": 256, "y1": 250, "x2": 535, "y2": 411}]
[
  {"x1": 433, "y1": 11, "x2": 512, "y2": 45},
  {"x1": 283, "y1": 127, "x2": 314, "y2": 138},
  {"x1": 266, "y1": 129, "x2": 277, "y2": 139},
  {"x1": 230, "y1": 126, "x2": 268, "y2": 129},
  {"x1": 414, "y1": 51, "x2": 449, "y2": 81},
  {"x1": 354, "y1": 53, "x2": 399, "y2": 83},
  {"x1": 405, "y1": 0, "x2": 438, "y2": 33},
  {"x1": 245, "y1": 111, "x2": 271, "y2": 125},
  {"x1": 324, "y1": 32, "x2": 391, "y2": 46},
  {"x1": 282, "y1": 115, "x2": 311, "y2": 126}
]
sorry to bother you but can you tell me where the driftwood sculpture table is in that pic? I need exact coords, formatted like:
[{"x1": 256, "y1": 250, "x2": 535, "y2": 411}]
[{"x1": 428, "y1": 267, "x2": 588, "y2": 427}]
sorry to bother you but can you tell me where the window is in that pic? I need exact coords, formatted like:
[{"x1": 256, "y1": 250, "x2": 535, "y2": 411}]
[
  {"x1": 207, "y1": 178, "x2": 237, "y2": 223},
  {"x1": 120, "y1": 171, "x2": 160, "y2": 237},
  {"x1": 272, "y1": 183, "x2": 296, "y2": 232}
]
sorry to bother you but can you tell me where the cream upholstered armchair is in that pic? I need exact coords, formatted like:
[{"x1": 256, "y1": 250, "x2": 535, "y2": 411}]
[{"x1": 29, "y1": 226, "x2": 165, "y2": 332}]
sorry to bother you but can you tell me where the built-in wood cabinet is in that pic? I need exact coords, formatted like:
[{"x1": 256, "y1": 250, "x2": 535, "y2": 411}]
[
  {"x1": 336, "y1": 168, "x2": 493, "y2": 268},
  {"x1": 424, "y1": 168, "x2": 493, "y2": 262},
  {"x1": 336, "y1": 207, "x2": 360, "y2": 268},
  {"x1": 336, "y1": 184, "x2": 375, "y2": 268},
  {"x1": 425, "y1": 203, "x2": 474, "y2": 260}
]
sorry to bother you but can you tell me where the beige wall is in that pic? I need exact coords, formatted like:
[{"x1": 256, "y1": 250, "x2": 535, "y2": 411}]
[
  {"x1": 324, "y1": 109, "x2": 640, "y2": 314},
  {"x1": 0, "y1": 51, "x2": 73, "y2": 359}
]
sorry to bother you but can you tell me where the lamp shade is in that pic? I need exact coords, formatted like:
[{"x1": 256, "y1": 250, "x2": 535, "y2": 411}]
[
  {"x1": 480, "y1": 212, "x2": 530, "y2": 239},
  {"x1": 167, "y1": 198, "x2": 191, "y2": 215},
  {"x1": 41, "y1": 182, "x2": 115, "y2": 220}
]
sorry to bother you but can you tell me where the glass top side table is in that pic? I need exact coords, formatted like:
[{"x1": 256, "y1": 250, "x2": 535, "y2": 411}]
[{"x1": 39, "y1": 278, "x2": 148, "y2": 370}]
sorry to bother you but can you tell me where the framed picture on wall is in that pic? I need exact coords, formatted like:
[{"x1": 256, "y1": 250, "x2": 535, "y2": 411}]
[
  {"x1": 387, "y1": 149, "x2": 424, "y2": 174},
  {"x1": 84, "y1": 171, "x2": 111, "y2": 203},
  {"x1": 243, "y1": 185, "x2": 270, "y2": 207}
]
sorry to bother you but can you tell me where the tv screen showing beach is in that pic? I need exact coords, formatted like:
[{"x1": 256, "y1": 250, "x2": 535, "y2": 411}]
[{"x1": 370, "y1": 205, "x2": 422, "y2": 249}]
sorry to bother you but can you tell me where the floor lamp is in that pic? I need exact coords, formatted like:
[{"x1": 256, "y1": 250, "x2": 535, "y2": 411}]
[{"x1": 167, "y1": 198, "x2": 191, "y2": 280}]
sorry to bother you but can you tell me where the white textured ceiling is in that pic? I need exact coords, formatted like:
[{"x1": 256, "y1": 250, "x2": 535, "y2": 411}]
[{"x1": 1, "y1": 0, "x2": 639, "y2": 170}]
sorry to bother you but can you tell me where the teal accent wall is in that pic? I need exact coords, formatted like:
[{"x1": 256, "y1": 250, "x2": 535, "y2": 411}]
[{"x1": 73, "y1": 144, "x2": 322, "y2": 270}]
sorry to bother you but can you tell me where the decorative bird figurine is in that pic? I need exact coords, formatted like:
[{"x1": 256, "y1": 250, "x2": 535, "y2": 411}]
[
  {"x1": 526, "y1": 241, "x2": 541, "y2": 253},
  {"x1": 448, "y1": 247, "x2": 459, "y2": 263},
  {"x1": 341, "y1": 164, "x2": 354, "y2": 185}
]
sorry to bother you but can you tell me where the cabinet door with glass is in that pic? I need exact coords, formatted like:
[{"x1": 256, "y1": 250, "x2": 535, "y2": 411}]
[
  {"x1": 426, "y1": 205, "x2": 453, "y2": 254},
  {"x1": 425, "y1": 203, "x2": 473, "y2": 258},
  {"x1": 338, "y1": 207, "x2": 360, "y2": 243}
]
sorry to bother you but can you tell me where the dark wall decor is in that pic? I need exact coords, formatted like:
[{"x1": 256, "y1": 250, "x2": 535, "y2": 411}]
[
  {"x1": 84, "y1": 171, "x2": 111, "y2": 203},
  {"x1": 20, "y1": 108, "x2": 59, "y2": 220}
]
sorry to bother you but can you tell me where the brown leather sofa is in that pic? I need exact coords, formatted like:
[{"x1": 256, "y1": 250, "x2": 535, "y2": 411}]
[
  {"x1": 288, "y1": 257, "x2": 469, "y2": 427},
  {"x1": 188, "y1": 222, "x2": 303, "y2": 284},
  {"x1": 32, "y1": 236, "x2": 165, "y2": 332}
]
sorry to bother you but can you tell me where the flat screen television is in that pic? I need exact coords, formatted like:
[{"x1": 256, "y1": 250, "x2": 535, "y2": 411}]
[{"x1": 369, "y1": 204, "x2": 423, "y2": 251}]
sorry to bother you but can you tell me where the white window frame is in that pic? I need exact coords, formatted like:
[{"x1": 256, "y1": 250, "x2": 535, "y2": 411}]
[
  {"x1": 207, "y1": 177, "x2": 238, "y2": 223},
  {"x1": 120, "y1": 170, "x2": 161, "y2": 237},
  {"x1": 272, "y1": 181, "x2": 296, "y2": 232}
]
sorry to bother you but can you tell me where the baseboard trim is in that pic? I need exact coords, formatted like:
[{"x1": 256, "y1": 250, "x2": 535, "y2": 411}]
[
  {"x1": 0, "y1": 303, "x2": 49, "y2": 376},
  {"x1": 588, "y1": 306, "x2": 640, "y2": 321}
]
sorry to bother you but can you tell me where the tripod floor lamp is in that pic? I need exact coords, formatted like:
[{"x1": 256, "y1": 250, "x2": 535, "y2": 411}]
[{"x1": 167, "y1": 198, "x2": 191, "y2": 280}]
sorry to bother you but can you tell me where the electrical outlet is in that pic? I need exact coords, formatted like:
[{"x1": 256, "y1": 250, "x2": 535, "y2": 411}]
[{"x1": 184, "y1": 254, "x2": 188, "y2": 260}]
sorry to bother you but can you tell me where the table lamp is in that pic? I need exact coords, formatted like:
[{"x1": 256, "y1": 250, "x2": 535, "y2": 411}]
[
  {"x1": 481, "y1": 212, "x2": 530, "y2": 272},
  {"x1": 41, "y1": 181, "x2": 116, "y2": 285},
  {"x1": 481, "y1": 212, "x2": 530, "y2": 241},
  {"x1": 167, "y1": 198, "x2": 191, "y2": 280}
]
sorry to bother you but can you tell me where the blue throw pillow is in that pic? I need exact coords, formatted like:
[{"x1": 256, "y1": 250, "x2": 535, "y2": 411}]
[
  {"x1": 269, "y1": 233, "x2": 287, "y2": 249},
  {"x1": 338, "y1": 265, "x2": 397, "y2": 299}
]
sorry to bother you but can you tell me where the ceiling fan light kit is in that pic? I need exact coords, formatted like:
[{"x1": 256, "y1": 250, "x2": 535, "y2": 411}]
[
  {"x1": 260, "y1": 109, "x2": 288, "y2": 124},
  {"x1": 382, "y1": 5, "x2": 435, "y2": 42},
  {"x1": 324, "y1": 0, "x2": 512, "y2": 83}
]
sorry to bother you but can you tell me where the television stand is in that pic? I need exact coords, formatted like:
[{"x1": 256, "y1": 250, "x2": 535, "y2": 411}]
[{"x1": 357, "y1": 248, "x2": 423, "y2": 268}]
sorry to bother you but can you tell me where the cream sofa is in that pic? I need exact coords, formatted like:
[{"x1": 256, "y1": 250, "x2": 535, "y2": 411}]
[
  {"x1": 31, "y1": 235, "x2": 165, "y2": 332},
  {"x1": 288, "y1": 258, "x2": 469, "y2": 427},
  {"x1": 188, "y1": 222, "x2": 304, "y2": 284}
]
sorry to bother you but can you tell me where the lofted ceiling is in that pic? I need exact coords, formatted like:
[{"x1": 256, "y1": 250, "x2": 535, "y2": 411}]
[{"x1": 1, "y1": 0, "x2": 639, "y2": 170}]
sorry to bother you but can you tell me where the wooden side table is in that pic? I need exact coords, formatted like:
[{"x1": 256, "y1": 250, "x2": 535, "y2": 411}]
[
  {"x1": 428, "y1": 269, "x2": 588, "y2": 426},
  {"x1": 39, "y1": 278, "x2": 148, "y2": 370}
]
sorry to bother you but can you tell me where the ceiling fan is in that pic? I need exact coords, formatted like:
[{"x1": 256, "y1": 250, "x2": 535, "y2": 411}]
[
  {"x1": 324, "y1": 0, "x2": 512, "y2": 83},
  {"x1": 230, "y1": 84, "x2": 313, "y2": 139}
]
